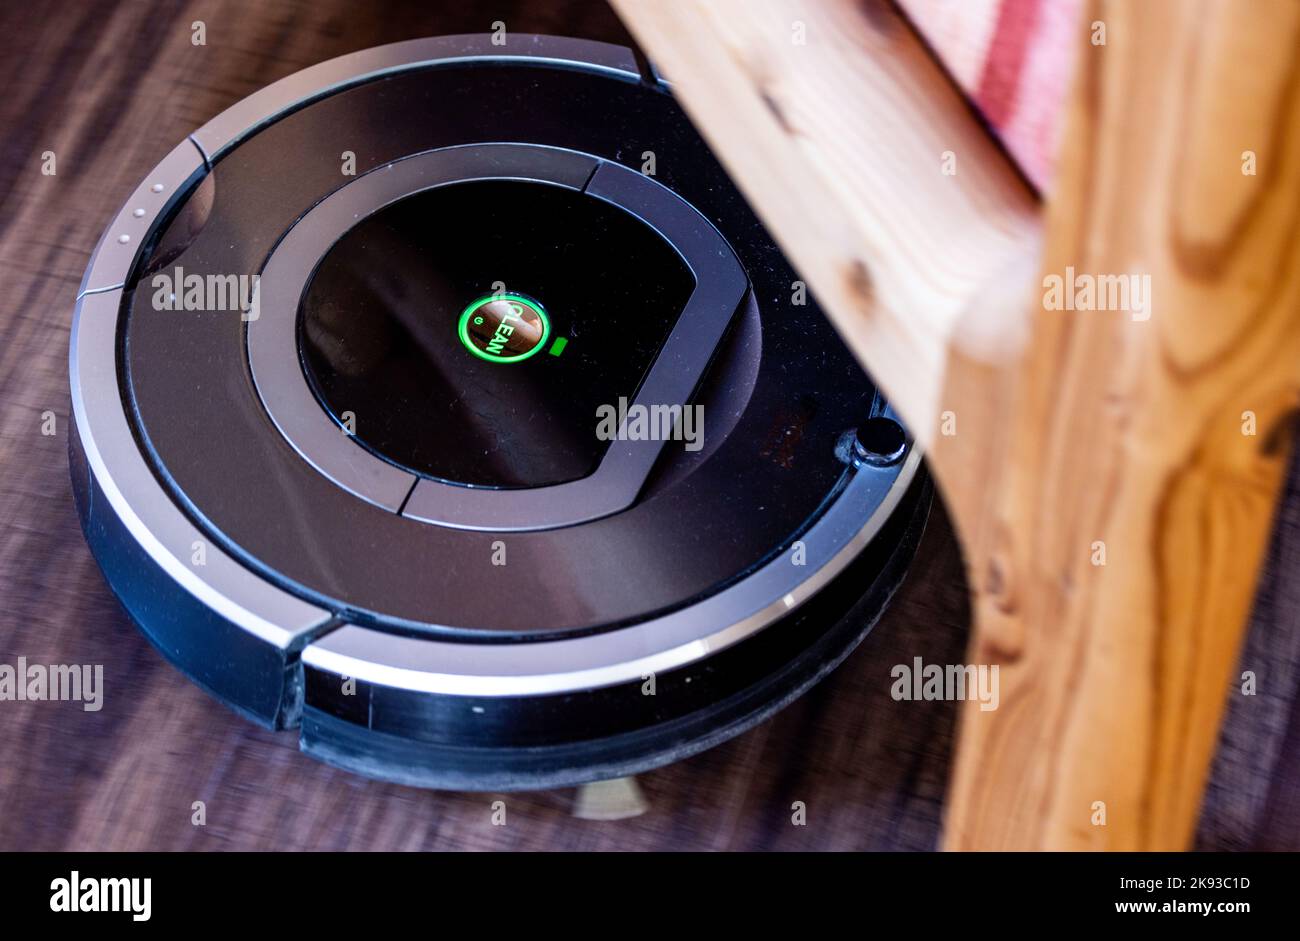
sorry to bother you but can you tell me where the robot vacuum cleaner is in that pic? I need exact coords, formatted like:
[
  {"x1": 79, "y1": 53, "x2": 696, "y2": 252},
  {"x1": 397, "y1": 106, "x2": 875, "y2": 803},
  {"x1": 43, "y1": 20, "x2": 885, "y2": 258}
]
[{"x1": 69, "y1": 34, "x2": 929, "y2": 789}]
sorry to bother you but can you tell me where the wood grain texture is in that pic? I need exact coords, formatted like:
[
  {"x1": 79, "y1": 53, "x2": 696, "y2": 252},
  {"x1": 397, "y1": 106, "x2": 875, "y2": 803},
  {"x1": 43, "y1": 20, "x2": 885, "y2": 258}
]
[
  {"x1": 0, "y1": 0, "x2": 1293, "y2": 852},
  {"x1": 611, "y1": 0, "x2": 1043, "y2": 445},
  {"x1": 612, "y1": 0, "x2": 1300, "y2": 849},
  {"x1": 943, "y1": 0, "x2": 1300, "y2": 851}
]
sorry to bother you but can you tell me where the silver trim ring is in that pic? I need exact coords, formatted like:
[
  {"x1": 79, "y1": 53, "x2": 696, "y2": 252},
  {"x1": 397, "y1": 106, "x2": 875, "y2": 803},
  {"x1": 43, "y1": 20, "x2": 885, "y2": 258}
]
[
  {"x1": 70, "y1": 288, "x2": 331, "y2": 648},
  {"x1": 301, "y1": 449, "x2": 922, "y2": 697},
  {"x1": 72, "y1": 33, "x2": 921, "y2": 702},
  {"x1": 69, "y1": 37, "x2": 666, "y2": 654}
]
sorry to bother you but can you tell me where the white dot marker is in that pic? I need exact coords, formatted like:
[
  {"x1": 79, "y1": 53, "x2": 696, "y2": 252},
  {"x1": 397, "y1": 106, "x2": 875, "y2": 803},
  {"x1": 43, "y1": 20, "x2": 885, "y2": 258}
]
[
  {"x1": 150, "y1": 183, "x2": 164, "y2": 193},
  {"x1": 132, "y1": 208, "x2": 145, "y2": 217},
  {"x1": 117, "y1": 234, "x2": 130, "y2": 244}
]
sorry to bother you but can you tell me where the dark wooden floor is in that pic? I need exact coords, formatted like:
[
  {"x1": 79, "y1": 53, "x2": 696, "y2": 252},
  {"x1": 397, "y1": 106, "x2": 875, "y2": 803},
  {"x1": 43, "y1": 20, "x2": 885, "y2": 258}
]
[{"x1": 0, "y1": 0, "x2": 1294, "y2": 850}]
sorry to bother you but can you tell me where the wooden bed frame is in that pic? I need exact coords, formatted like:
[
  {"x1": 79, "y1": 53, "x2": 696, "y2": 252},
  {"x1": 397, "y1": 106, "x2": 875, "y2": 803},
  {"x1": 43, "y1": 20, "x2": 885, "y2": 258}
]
[{"x1": 612, "y1": 0, "x2": 1300, "y2": 849}]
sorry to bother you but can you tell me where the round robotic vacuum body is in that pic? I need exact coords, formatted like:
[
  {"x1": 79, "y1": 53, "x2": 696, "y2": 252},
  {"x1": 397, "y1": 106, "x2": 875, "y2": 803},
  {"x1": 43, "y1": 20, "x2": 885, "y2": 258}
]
[{"x1": 69, "y1": 34, "x2": 929, "y2": 790}]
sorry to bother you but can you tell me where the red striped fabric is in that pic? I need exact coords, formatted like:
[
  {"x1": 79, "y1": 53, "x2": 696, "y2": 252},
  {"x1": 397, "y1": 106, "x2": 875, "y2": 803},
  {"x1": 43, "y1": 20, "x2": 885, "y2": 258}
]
[{"x1": 898, "y1": 0, "x2": 1081, "y2": 190}]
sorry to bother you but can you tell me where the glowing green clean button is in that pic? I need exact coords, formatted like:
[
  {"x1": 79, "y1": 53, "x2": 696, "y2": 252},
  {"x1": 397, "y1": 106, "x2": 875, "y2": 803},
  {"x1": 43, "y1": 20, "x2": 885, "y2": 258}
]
[{"x1": 458, "y1": 293, "x2": 551, "y2": 364}]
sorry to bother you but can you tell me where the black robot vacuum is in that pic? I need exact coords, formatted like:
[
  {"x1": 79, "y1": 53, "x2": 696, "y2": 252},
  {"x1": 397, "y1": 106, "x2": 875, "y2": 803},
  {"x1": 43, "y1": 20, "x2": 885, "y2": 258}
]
[{"x1": 69, "y1": 34, "x2": 929, "y2": 789}]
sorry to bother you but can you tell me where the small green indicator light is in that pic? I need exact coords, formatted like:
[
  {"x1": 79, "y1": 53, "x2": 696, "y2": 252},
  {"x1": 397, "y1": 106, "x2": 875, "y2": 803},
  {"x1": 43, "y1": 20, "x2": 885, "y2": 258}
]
[
  {"x1": 457, "y1": 293, "x2": 551, "y2": 364},
  {"x1": 548, "y1": 336, "x2": 568, "y2": 357}
]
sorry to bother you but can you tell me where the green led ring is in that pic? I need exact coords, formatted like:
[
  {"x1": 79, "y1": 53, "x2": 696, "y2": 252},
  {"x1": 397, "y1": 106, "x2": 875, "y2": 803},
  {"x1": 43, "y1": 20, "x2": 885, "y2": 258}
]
[{"x1": 457, "y1": 293, "x2": 551, "y2": 364}]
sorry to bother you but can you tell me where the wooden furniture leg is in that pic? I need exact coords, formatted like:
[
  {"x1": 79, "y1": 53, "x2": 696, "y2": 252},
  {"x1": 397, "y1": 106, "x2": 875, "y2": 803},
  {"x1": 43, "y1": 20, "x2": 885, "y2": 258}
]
[{"x1": 611, "y1": 0, "x2": 1300, "y2": 849}]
